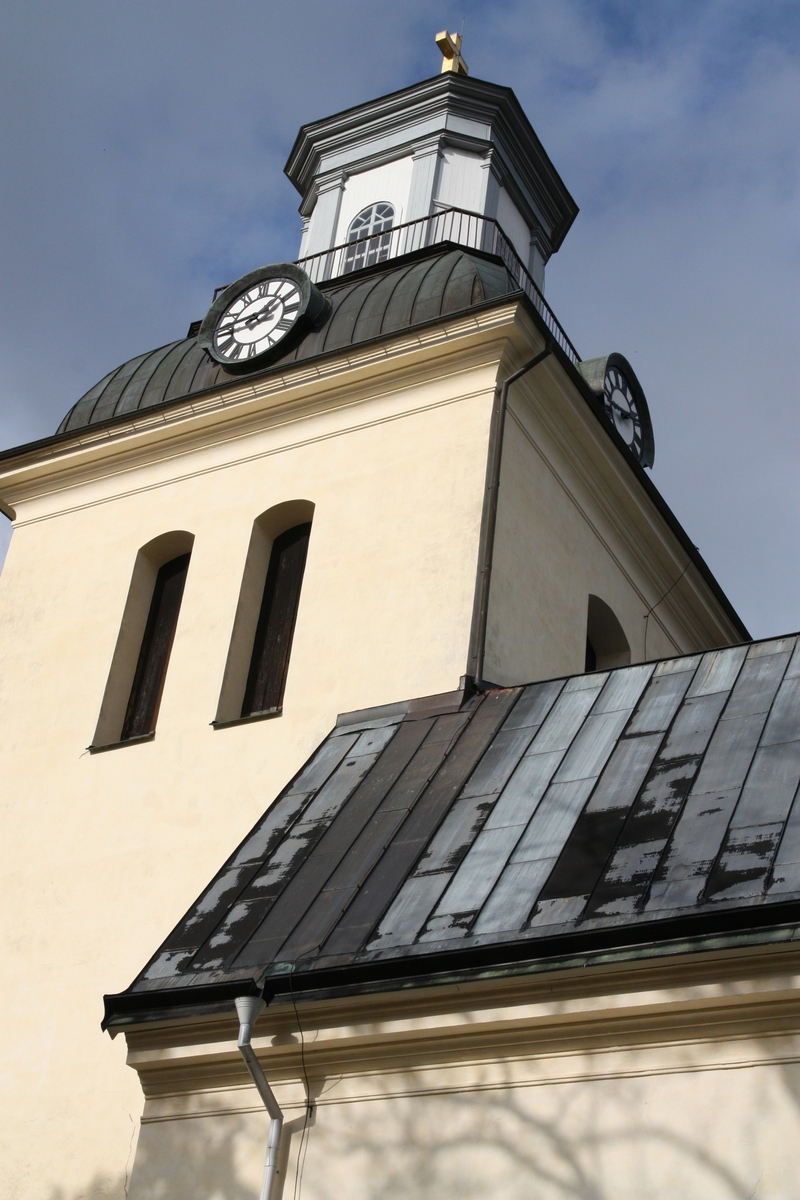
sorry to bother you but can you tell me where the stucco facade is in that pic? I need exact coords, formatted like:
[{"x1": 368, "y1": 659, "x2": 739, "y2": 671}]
[
  {"x1": 126, "y1": 938, "x2": 800, "y2": 1200},
  {"x1": 0, "y1": 293, "x2": 744, "y2": 1199}
]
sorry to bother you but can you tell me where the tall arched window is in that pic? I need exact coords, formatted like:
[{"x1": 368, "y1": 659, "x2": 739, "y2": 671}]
[
  {"x1": 241, "y1": 523, "x2": 310, "y2": 716},
  {"x1": 92, "y1": 531, "x2": 194, "y2": 748},
  {"x1": 343, "y1": 202, "x2": 394, "y2": 273},
  {"x1": 215, "y1": 501, "x2": 314, "y2": 725},
  {"x1": 121, "y1": 553, "x2": 190, "y2": 739}
]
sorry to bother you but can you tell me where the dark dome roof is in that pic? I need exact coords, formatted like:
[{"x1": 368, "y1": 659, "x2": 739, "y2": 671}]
[{"x1": 58, "y1": 249, "x2": 513, "y2": 435}]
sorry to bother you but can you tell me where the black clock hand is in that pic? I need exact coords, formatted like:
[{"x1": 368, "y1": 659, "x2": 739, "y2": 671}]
[
  {"x1": 239, "y1": 301, "x2": 280, "y2": 331},
  {"x1": 607, "y1": 399, "x2": 636, "y2": 420},
  {"x1": 245, "y1": 298, "x2": 280, "y2": 326},
  {"x1": 219, "y1": 298, "x2": 283, "y2": 337}
]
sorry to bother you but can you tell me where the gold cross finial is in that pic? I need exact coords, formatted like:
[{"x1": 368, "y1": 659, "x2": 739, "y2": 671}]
[{"x1": 435, "y1": 30, "x2": 469, "y2": 75}]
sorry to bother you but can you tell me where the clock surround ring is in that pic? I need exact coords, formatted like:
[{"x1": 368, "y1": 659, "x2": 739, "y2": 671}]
[{"x1": 197, "y1": 262, "x2": 328, "y2": 372}]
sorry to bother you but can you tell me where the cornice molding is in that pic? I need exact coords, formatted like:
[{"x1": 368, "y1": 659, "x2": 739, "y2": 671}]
[
  {"x1": 0, "y1": 302, "x2": 520, "y2": 504},
  {"x1": 124, "y1": 940, "x2": 800, "y2": 1113},
  {"x1": 0, "y1": 309, "x2": 518, "y2": 521}
]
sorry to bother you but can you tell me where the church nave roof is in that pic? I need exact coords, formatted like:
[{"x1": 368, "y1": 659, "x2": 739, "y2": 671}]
[{"x1": 105, "y1": 634, "x2": 800, "y2": 1027}]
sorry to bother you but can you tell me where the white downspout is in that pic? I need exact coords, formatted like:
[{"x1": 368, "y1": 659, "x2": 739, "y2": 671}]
[{"x1": 235, "y1": 996, "x2": 284, "y2": 1200}]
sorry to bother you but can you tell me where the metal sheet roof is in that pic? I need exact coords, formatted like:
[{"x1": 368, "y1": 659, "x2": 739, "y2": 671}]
[
  {"x1": 58, "y1": 248, "x2": 512, "y2": 435},
  {"x1": 109, "y1": 636, "x2": 800, "y2": 1019}
]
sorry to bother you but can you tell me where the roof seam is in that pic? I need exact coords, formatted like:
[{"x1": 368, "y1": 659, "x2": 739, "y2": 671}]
[
  {"x1": 703, "y1": 646, "x2": 795, "y2": 901},
  {"x1": 114, "y1": 343, "x2": 179, "y2": 418},
  {"x1": 406, "y1": 253, "x2": 450, "y2": 330},
  {"x1": 81, "y1": 362, "x2": 128, "y2": 430},
  {"x1": 161, "y1": 339, "x2": 201, "y2": 406}
]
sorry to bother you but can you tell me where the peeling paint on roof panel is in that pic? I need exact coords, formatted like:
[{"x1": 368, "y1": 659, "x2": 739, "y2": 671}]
[{"x1": 106, "y1": 638, "x2": 800, "y2": 1023}]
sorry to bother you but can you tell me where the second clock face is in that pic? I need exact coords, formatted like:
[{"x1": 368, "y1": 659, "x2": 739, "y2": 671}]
[
  {"x1": 213, "y1": 277, "x2": 302, "y2": 364},
  {"x1": 603, "y1": 365, "x2": 645, "y2": 463}
]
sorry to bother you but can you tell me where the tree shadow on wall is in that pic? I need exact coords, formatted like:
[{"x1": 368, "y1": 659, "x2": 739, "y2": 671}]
[
  {"x1": 130, "y1": 1111, "x2": 263, "y2": 1200},
  {"x1": 44, "y1": 1072, "x2": 766, "y2": 1200},
  {"x1": 126, "y1": 1110, "x2": 309, "y2": 1200},
  {"x1": 309, "y1": 1080, "x2": 759, "y2": 1200},
  {"x1": 47, "y1": 1175, "x2": 127, "y2": 1200},
  {"x1": 45, "y1": 1113, "x2": 262, "y2": 1200}
]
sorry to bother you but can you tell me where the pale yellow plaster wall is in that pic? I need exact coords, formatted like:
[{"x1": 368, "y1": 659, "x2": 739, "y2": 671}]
[
  {"x1": 485, "y1": 349, "x2": 741, "y2": 686},
  {"x1": 0, "y1": 347, "x2": 497, "y2": 1200},
  {"x1": 124, "y1": 946, "x2": 800, "y2": 1200},
  {"x1": 0, "y1": 304, "x2": 745, "y2": 1200},
  {"x1": 129, "y1": 1064, "x2": 800, "y2": 1200}
]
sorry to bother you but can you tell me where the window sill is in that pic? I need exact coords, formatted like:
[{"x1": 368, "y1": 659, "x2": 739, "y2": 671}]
[
  {"x1": 211, "y1": 708, "x2": 282, "y2": 730},
  {"x1": 87, "y1": 731, "x2": 155, "y2": 754}
]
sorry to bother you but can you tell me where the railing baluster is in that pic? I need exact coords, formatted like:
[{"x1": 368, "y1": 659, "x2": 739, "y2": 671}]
[{"x1": 295, "y1": 207, "x2": 580, "y2": 364}]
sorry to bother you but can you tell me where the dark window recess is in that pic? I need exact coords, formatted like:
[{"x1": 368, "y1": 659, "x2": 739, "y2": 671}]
[
  {"x1": 585, "y1": 638, "x2": 597, "y2": 672},
  {"x1": 242, "y1": 523, "x2": 311, "y2": 717},
  {"x1": 121, "y1": 553, "x2": 191, "y2": 740}
]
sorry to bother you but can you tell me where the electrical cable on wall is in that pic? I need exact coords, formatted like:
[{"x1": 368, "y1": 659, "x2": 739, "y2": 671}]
[
  {"x1": 290, "y1": 971, "x2": 313, "y2": 1200},
  {"x1": 643, "y1": 554, "x2": 695, "y2": 659}
]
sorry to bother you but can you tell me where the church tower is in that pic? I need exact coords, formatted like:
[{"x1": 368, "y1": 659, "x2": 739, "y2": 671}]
[{"x1": 5, "y1": 36, "x2": 792, "y2": 1200}]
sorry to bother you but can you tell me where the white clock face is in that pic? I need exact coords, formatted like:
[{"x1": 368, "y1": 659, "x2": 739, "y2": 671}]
[
  {"x1": 603, "y1": 365, "x2": 645, "y2": 462},
  {"x1": 213, "y1": 278, "x2": 302, "y2": 364}
]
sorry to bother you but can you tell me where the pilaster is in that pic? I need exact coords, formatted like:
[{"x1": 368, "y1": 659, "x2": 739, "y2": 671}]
[
  {"x1": 529, "y1": 228, "x2": 549, "y2": 291},
  {"x1": 406, "y1": 139, "x2": 444, "y2": 222},
  {"x1": 297, "y1": 216, "x2": 311, "y2": 259},
  {"x1": 479, "y1": 148, "x2": 501, "y2": 220},
  {"x1": 302, "y1": 171, "x2": 347, "y2": 256}
]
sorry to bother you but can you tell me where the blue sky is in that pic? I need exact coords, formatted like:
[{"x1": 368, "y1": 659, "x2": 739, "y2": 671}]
[{"x1": 1, "y1": 0, "x2": 799, "y2": 637}]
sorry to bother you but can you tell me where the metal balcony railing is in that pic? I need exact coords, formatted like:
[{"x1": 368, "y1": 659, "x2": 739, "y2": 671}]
[{"x1": 296, "y1": 207, "x2": 581, "y2": 364}]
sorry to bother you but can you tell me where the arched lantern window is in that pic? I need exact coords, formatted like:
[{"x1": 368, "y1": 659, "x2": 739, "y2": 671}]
[{"x1": 343, "y1": 203, "x2": 394, "y2": 273}]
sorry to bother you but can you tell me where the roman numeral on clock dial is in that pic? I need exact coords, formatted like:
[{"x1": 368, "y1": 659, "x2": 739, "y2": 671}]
[{"x1": 208, "y1": 272, "x2": 312, "y2": 367}]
